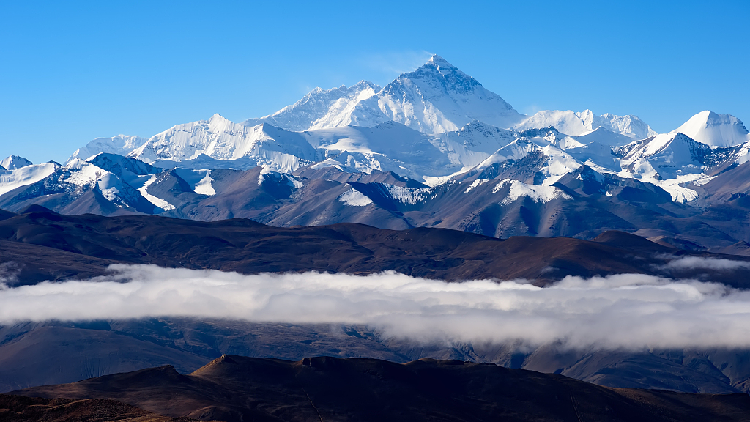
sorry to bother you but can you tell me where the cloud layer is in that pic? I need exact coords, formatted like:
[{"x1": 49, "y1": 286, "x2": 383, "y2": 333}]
[
  {"x1": 2, "y1": 264, "x2": 749, "y2": 349},
  {"x1": 662, "y1": 256, "x2": 750, "y2": 271}
]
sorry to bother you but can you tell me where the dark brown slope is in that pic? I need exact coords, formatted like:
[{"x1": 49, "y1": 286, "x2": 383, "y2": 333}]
[
  {"x1": 3, "y1": 319, "x2": 749, "y2": 396},
  {"x1": 14, "y1": 356, "x2": 750, "y2": 422},
  {"x1": 2, "y1": 206, "x2": 750, "y2": 287},
  {"x1": 0, "y1": 393, "x2": 197, "y2": 422}
]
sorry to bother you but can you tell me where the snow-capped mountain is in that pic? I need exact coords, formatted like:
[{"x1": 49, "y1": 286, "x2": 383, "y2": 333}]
[
  {"x1": 244, "y1": 81, "x2": 381, "y2": 131},
  {"x1": 60, "y1": 55, "x2": 660, "y2": 183},
  {"x1": 673, "y1": 111, "x2": 750, "y2": 148},
  {"x1": 514, "y1": 109, "x2": 657, "y2": 140},
  {"x1": 457, "y1": 128, "x2": 582, "y2": 189},
  {"x1": 613, "y1": 133, "x2": 714, "y2": 202},
  {"x1": 309, "y1": 55, "x2": 524, "y2": 134},
  {"x1": 0, "y1": 155, "x2": 33, "y2": 171},
  {"x1": 129, "y1": 114, "x2": 319, "y2": 172},
  {"x1": 6, "y1": 54, "x2": 750, "y2": 253},
  {"x1": 0, "y1": 162, "x2": 57, "y2": 196},
  {"x1": 0, "y1": 152, "x2": 223, "y2": 215}
]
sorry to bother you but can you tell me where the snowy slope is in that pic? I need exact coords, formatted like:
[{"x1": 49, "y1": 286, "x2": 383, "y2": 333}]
[
  {"x1": 0, "y1": 162, "x2": 58, "y2": 196},
  {"x1": 467, "y1": 130, "x2": 582, "y2": 187},
  {"x1": 563, "y1": 128, "x2": 632, "y2": 172},
  {"x1": 674, "y1": 111, "x2": 750, "y2": 148},
  {"x1": 63, "y1": 159, "x2": 129, "y2": 201},
  {"x1": 0, "y1": 156, "x2": 33, "y2": 170},
  {"x1": 303, "y1": 122, "x2": 458, "y2": 180},
  {"x1": 129, "y1": 115, "x2": 319, "y2": 172},
  {"x1": 244, "y1": 81, "x2": 381, "y2": 131},
  {"x1": 86, "y1": 153, "x2": 164, "y2": 198},
  {"x1": 613, "y1": 133, "x2": 714, "y2": 202},
  {"x1": 67, "y1": 135, "x2": 148, "y2": 163},
  {"x1": 310, "y1": 55, "x2": 524, "y2": 134},
  {"x1": 515, "y1": 109, "x2": 656, "y2": 139},
  {"x1": 429, "y1": 121, "x2": 517, "y2": 168},
  {"x1": 0, "y1": 153, "x2": 184, "y2": 213}
]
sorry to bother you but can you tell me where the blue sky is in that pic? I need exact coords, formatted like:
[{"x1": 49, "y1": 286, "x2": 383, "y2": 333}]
[{"x1": 1, "y1": 0, "x2": 748, "y2": 164}]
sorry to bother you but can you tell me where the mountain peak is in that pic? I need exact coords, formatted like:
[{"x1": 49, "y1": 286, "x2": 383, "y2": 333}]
[
  {"x1": 426, "y1": 54, "x2": 455, "y2": 68},
  {"x1": 674, "y1": 110, "x2": 749, "y2": 148},
  {"x1": 208, "y1": 113, "x2": 233, "y2": 131},
  {"x1": 353, "y1": 80, "x2": 379, "y2": 89},
  {"x1": 0, "y1": 155, "x2": 33, "y2": 170},
  {"x1": 208, "y1": 113, "x2": 229, "y2": 123}
]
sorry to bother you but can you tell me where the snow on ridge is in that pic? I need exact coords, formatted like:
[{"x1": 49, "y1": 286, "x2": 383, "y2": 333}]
[
  {"x1": 493, "y1": 179, "x2": 572, "y2": 205},
  {"x1": 0, "y1": 162, "x2": 58, "y2": 196},
  {"x1": 67, "y1": 135, "x2": 148, "y2": 165},
  {"x1": 173, "y1": 169, "x2": 216, "y2": 196},
  {"x1": 338, "y1": 187, "x2": 373, "y2": 207},
  {"x1": 138, "y1": 174, "x2": 175, "y2": 211},
  {"x1": 1, "y1": 155, "x2": 33, "y2": 170},
  {"x1": 63, "y1": 161, "x2": 109, "y2": 187},
  {"x1": 285, "y1": 174, "x2": 304, "y2": 189},
  {"x1": 310, "y1": 158, "x2": 344, "y2": 171},
  {"x1": 464, "y1": 178, "x2": 488, "y2": 193},
  {"x1": 612, "y1": 132, "x2": 719, "y2": 203},
  {"x1": 257, "y1": 165, "x2": 273, "y2": 186},
  {"x1": 126, "y1": 116, "x2": 318, "y2": 174},
  {"x1": 515, "y1": 109, "x2": 656, "y2": 140},
  {"x1": 250, "y1": 81, "x2": 382, "y2": 132},
  {"x1": 538, "y1": 145, "x2": 582, "y2": 186},
  {"x1": 385, "y1": 184, "x2": 432, "y2": 204},
  {"x1": 256, "y1": 166, "x2": 304, "y2": 190},
  {"x1": 653, "y1": 174, "x2": 707, "y2": 203}
]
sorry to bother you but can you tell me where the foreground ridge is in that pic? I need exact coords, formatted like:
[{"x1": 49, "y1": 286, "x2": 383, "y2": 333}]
[
  {"x1": 0, "y1": 393, "x2": 198, "y2": 421},
  {"x1": 12, "y1": 355, "x2": 750, "y2": 422}
]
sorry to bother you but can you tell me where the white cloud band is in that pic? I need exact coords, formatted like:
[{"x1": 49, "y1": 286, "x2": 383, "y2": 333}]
[{"x1": 1, "y1": 264, "x2": 749, "y2": 349}]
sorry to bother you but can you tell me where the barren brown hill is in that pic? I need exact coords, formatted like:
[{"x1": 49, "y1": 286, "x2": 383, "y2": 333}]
[
  {"x1": 14, "y1": 355, "x2": 750, "y2": 422},
  {"x1": 0, "y1": 393, "x2": 198, "y2": 422},
  {"x1": 2, "y1": 206, "x2": 750, "y2": 287}
]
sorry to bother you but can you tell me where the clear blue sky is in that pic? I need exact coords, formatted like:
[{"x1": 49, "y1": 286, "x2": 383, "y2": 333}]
[{"x1": 1, "y1": 0, "x2": 748, "y2": 164}]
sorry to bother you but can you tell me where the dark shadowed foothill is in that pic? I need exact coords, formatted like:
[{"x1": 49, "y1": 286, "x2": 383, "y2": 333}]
[
  {"x1": 12, "y1": 355, "x2": 750, "y2": 422},
  {"x1": 2, "y1": 206, "x2": 750, "y2": 287}
]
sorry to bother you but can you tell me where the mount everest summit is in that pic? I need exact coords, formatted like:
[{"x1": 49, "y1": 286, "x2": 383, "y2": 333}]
[{"x1": 3, "y1": 55, "x2": 750, "y2": 253}]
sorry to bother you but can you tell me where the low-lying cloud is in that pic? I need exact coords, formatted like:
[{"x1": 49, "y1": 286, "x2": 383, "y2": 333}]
[
  {"x1": 1, "y1": 265, "x2": 749, "y2": 349},
  {"x1": 662, "y1": 256, "x2": 750, "y2": 271}
]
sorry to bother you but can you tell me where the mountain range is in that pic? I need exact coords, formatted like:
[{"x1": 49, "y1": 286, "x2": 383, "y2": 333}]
[
  {"x1": 4, "y1": 55, "x2": 750, "y2": 419},
  {"x1": 2, "y1": 55, "x2": 750, "y2": 253}
]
